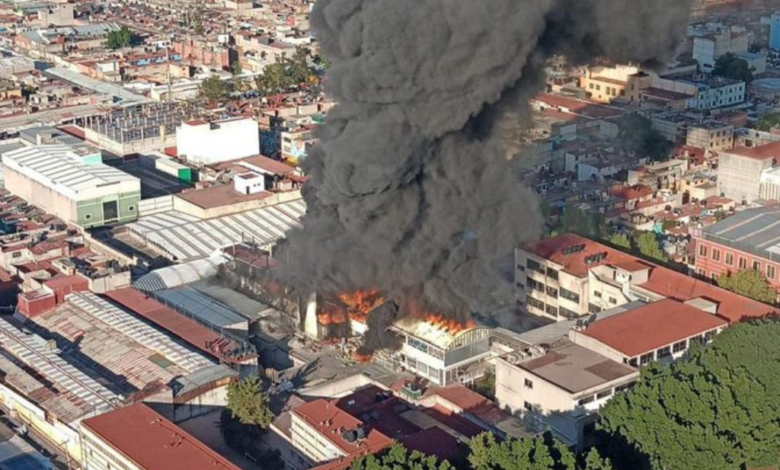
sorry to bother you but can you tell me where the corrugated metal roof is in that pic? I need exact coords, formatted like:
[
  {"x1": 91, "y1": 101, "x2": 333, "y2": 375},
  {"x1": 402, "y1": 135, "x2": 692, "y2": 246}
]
[
  {"x1": 126, "y1": 198, "x2": 306, "y2": 261},
  {"x1": 0, "y1": 316, "x2": 118, "y2": 424},
  {"x1": 44, "y1": 67, "x2": 152, "y2": 105},
  {"x1": 2, "y1": 145, "x2": 140, "y2": 200},
  {"x1": 133, "y1": 254, "x2": 228, "y2": 292},
  {"x1": 153, "y1": 287, "x2": 248, "y2": 328},
  {"x1": 704, "y1": 206, "x2": 780, "y2": 252}
]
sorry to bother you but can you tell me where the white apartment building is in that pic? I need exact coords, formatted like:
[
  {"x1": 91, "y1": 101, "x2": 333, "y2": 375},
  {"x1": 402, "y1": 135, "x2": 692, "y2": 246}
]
[
  {"x1": 717, "y1": 142, "x2": 779, "y2": 202},
  {"x1": 692, "y1": 78, "x2": 746, "y2": 110},
  {"x1": 692, "y1": 29, "x2": 750, "y2": 72},
  {"x1": 686, "y1": 121, "x2": 734, "y2": 151}
]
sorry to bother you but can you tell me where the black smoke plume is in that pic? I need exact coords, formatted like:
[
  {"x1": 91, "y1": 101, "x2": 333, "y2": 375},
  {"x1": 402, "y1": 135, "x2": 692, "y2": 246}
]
[{"x1": 283, "y1": 0, "x2": 693, "y2": 318}]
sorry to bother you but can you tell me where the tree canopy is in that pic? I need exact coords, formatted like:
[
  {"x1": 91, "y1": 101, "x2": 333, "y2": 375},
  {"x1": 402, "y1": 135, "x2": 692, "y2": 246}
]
[
  {"x1": 469, "y1": 433, "x2": 613, "y2": 470},
  {"x1": 555, "y1": 205, "x2": 607, "y2": 240},
  {"x1": 106, "y1": 26, "x2": 133, "y2": 50},
  {"x1": 755, "y1": 112, "x2": 780, "y2": 132},
  {"x1": 609, "y1": 233, "x2": 631, "y2": 250},
  {"x1": 713, "y1": 52, "x2": 754, "y2": 83},
  {"x1": 351, "y1": 444, "x2": 452, "y2": 470},
  {"x1": 226, "y1": 375, "x2": 273, "y2": 427},
  {"x1": 599, "y1": 318, "x2": 780, "y2": 470},
  {"x1": 198, "y1": 75, "x2": 232, "y2": 105},
  {"x1": 716, "y1": 269, "x2": 777, "y2": 305},
  {"x1": 634, "y1": 231, "x2": 667, "y2": 263},
  {"x1": 618, "y1": 114, "x2": 673, "y2": 162},
  {"x1": 254, "y1": 47, "x2": 316, "y2": 96}
]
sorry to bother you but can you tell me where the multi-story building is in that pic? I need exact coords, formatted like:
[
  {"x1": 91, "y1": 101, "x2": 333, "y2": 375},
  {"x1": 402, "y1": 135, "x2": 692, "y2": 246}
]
[
  {"x1": 693, "y1": 205, "x2": 780, "y2": 296},
  {"x1": 692, "y1": 29, "x2": 750, "y2": 72},
  {"x1": 496, "y1": 339, "x2": 638, "y2": 450},
  {"x1": 516, "y1": 233, "x2": 779, "y2": 323},
  {"x1": 580, "y1": 65, "x2": 639, "y2": 103},
  {"x1": 760, "y1": 166, "x2": 780, "y2": 201},
  {"x1": 770, "y1": 12, "x2": 780, "y2": 51},
  {"x1": 80, "y1": 403, "x2": 242, "y2": 470},
  {"x1": 2, "y1": 145, "x2": 141, "y2": 228},
  {"x1": 691, "y1": 77, "x2": 746, "y2": 110},
  {"x1": 717, "y1": 142, "x2": 780, "y2": 203},
  {"x1": 686, "y1": 121, "x2": 734, "y2": 151}
]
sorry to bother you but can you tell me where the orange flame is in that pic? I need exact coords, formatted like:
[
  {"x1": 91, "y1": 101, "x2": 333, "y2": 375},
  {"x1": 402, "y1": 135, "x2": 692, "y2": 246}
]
[
  {"x1": 425, "y1": 313, "x2": 477, "y2": 334},
  {"x1": 353, "y1": 351, "x2": 373, "y2": 363},
  {"x1": 318, "y1": 304, "x2": 348, "y2": 325},
  {"x1": 338, "y1": 289, "x2": 385, "y2": 323}
]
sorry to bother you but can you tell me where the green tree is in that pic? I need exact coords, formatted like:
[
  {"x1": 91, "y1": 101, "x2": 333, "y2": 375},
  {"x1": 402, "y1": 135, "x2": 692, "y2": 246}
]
[
  {"x1": 226, "y1": 376, "x2": 273, "y2": 427},
  {"x1": 232, "y1": 60, "x2": 242, "y2": 75},
  {"x1": 713, "y1": 52, "x2": 754, "y2": 83},
  {"x1": 756, "y1": 112, "x2": 780, "y2": 132},
  {"x1": 609, "y1": 233, "x2": 631, "y2": 250},
  {"x1": 599, "y1": 318, "x2": 780, "y2": 470},
  {"x1": 106, "y1": 25, "x2": 133, "y2": 50},
  {"x1": 557, "y1": 205, "x2": 607, "y2": 240},
  {"x1": 287, "y1": 46, "x2": 311, "y2": 85},
  {"x1": 716, "y1": 269, "x2": 777, "y2": 304},
  {"x1": 469, "y1": 432, "x2": 612, "y2": 470},
  {"x1": 635, "y1": 231, "x2": 667, "y2": 262},
  {"x1": 255, "y1": 61, "x2": 288, "y2": 96},
  {"x1": 198, "y1": 75, "x2": 232, "y2": 105},
  {"x1": 618, "y1": 114, "x2": 673, "y2": 162},
  {"x1": 351, "y1": 444, "x2": 452, "y2": 470}
]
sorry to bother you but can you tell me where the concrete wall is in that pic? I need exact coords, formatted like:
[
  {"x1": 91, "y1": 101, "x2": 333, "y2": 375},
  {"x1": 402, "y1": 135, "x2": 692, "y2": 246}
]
[
  {"x1": 81, "y1": 426, "x2": 143, "y2": 470},
  {"x1": 138, "y1": 195, "x2": 174, "y2": 217},
  {"x1": 717, "y1": 152, "x2": 773, "y2": 202},
  {"x1": 3, "y1": 166, "x2": 77, "y2": 222},
  {"x1": 177, "y1": 119, "x2": 260, "y2": 166},
  {"x1": 289, "y1": 413, "x2": 345, "y2": 464},
  {"x1": 76, "y1": 191, "x2": 140, "y2": 228}
]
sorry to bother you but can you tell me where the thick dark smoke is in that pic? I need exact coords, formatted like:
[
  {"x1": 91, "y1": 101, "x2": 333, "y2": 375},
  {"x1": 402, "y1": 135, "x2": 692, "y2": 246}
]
[{"x1": 283, "y1": 0, "x2": 693, "y2": 319}]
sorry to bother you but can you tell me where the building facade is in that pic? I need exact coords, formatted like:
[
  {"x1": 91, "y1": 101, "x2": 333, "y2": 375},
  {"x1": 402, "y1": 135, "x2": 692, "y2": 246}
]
[
  {"x1": 686, "y1": 121, "x2": 734, "y2": 151},
  {"x1": 2, "y1": 145, "x2": 141, "y2": 228},
  {"x1": 177, "y1": 117, "x2": 261, "y2": 165},
  {"x1": 717, "y1": 143, "x2": 779, "y2": 203}
]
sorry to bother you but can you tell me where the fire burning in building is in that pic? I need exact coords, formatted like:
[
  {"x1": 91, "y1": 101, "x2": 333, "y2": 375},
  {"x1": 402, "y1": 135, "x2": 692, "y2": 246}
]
[{"x1": 338, "y1": 290, "x2": 385, "y2": 324}]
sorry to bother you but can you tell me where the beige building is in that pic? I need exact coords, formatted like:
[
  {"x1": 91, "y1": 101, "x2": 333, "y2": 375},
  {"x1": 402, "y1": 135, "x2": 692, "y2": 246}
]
[
  {"x1": 496, "y1": 339, "x2": 638, "y2": 449},
  {"x1": 686, "y1": 121, "x2": 734, "y2": 151},
  {"x1": 580, "y1": 65, "x2": 639, "y2": 103},
  {"x1": 717, "y1": 142, "x2": 780, "y2": 203}
]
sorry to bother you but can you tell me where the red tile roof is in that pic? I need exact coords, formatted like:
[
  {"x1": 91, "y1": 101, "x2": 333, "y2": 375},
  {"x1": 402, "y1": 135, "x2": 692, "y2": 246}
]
[
  {"x1": 292, "y1": 399, "x2": 393, "y2": 455},
  {"x1": 638, "y1": 267, "x2": 780, "y2": 323},
  {"x1": 728, "y1": 141, "x2": 780, "y2": 160},
  {"x1": 580, "y1": 299, "x2": 728, "y2": 357},
  {"x1": 524, "y1": 233, "x2": 637, "y2": 277},
  {"x1": 82, "y1": 403, "x2": 242, "y2": 470}
]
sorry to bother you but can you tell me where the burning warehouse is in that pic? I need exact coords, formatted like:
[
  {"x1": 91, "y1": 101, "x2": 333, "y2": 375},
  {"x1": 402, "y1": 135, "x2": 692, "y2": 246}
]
[{"x1": 387, "y1": 317, "x2": 491, "y2": 386}]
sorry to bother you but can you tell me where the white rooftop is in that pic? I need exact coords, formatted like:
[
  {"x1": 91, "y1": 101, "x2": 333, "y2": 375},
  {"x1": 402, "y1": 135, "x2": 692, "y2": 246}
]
[{"x1": 2, "y1": 145, "x2": 140, "y2": 201}]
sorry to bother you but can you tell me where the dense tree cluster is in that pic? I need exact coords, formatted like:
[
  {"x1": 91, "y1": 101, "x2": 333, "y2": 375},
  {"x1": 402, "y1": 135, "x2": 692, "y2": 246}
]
[
  {"x1": 716, "y1": 269, "x2": 777, "y2": 305},
  {"x1": 106, "y1": 26, "x2": 133, "y2": 50},
  {"x1": 254, "y1": 47, "x2": 318, "y2": 96},
  {"x1": 618, "y1": 115, "x2": 673, "y2": 163},
  {"x1": 713, "y1": 53, "x2": 754, "y2": 83}
]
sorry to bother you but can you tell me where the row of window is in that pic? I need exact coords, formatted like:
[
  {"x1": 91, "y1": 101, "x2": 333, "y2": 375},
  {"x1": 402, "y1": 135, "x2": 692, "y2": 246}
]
[
  {"x1": 699, "y1": 244, "x2": 777, "y2": 280},
  {"x1": 576, "y1": 381, "x2": 636, "y2": 407},
  {"x1": 624, "y1": 333, "x2": 715, "y2": 367},
  {"x1": 559, "y1": 287, "x2": 580, "y2": 304}
]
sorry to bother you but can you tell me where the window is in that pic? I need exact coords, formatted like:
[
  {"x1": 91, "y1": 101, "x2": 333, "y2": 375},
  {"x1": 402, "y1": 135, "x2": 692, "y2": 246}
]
[
  {"x1": 524, "y1": 401, "x2": 533, "y2": 412},
  {"x1": 639, "y1": 352, "x2": 653, "y2": 365},
  {"x1": 578, "y1": 395, "x2": 595, "y2": 406},
  {"x1": 11, "y1": 252, "x2": 21, "y2": 258},
  {"x1": 739, "y1": 257, "x2": 747, "y2": 269},
  {"x1": 128, "y1": 205, "x2": 135, "y2": 212},
  {"x1": 546, "y1": 267, "x2": 559, "y2": 280},
  {"x1": 596, "y1": 389, "x2": 612, "y2": 400},
  {"x1": 628, "y1": 358, "x2": 638, "y2": 367},
  {"x1": 615, "y1": 381, "x2": 636, "y2": 393},
  {"x1": 657, "y1": 346, "x2": 671, "y2": 358},
  {"x1": 712, "y1": 249, "x2": 720, "y2": 262},
  {"x1": 593, "y1": 291, "x2": 602, "y2": 298},
  {"x1": 526, "y1": 297, "x2": 544, "y2": 311},
  {"x1": 527, "y1": 259, "x2": 544, "y2": 274},
  {"x1": 697, "y1": 268, "x2": 705, "y2": 277},
  {"x1": 516, "y1": 282, "x2": 525, "y2": 289},
  {"x1": 545, "y1": 305, "x2": 558, "y2": 316},
  {"x1": 85, "y1": 214, "x2": 92, "y2": 220},
  {"x1": 516, "y1": 264, "x2": 525, "y2": 272},
  {"x1": 725, "y1": 253, "x2": 734, "y2": 266},
  {"x1": 589, "y1": 83, "x2": 594, "y2": 90},
  {"x1": 672, "y1": 340, "x2": 687, "y2": 353},
  {"x1": 527, "y1": 278, "x2": 544, "y2": 292},
  {"x1": 546, "y1": 286, "x2": 558, "y2": 297},
  {"x1": 699, "y1": 244, "x2": 708, "y2": 257},
  {"x1": 711, "y1": 272, "x2": 718, "y2": 282},
  {"x1": 559, "y1": 307, "x2": 579, "y2": 319},
  {"x1": 753, "y1": 261, "x2": 762, "y2": 271},
  {"x1": 588, "y1": 303, "x2": 602, "y2": 314},
  {"x1": 608, "y1": 297, "x2": 617, "y2": 304},
  {"x1": 560, "y1": 288, "x2": 580, "y2": 304},
  {"x1": 524, "y1": 379, "x2": 533, "y2": 389},
  {"x1": 768, "y1": 265, "x2": 776, "y2": 280}
]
